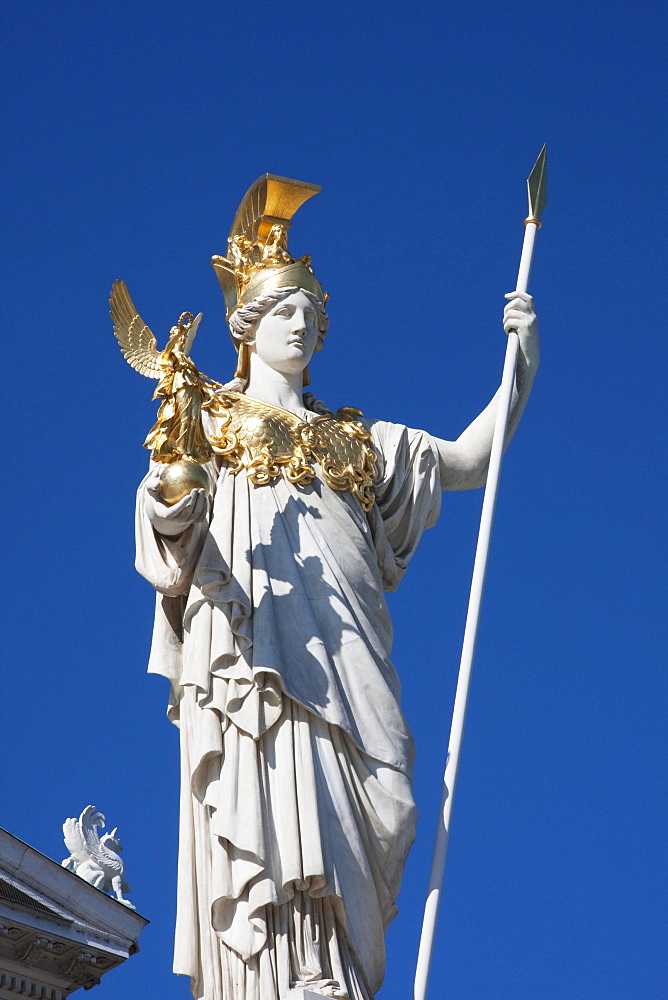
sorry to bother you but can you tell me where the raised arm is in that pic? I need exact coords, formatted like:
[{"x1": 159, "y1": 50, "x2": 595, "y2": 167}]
[{"x1": 435, "y1": 291, "x2": 540, "y2": 491}]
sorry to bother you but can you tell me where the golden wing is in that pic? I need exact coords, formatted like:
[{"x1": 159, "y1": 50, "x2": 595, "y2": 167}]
[
  {"x1": 183, "y1": 312, "x2": 203, "y2": 357},
  {"x1": 110, "y1": 280, "x2": 164, "y2": 379}
]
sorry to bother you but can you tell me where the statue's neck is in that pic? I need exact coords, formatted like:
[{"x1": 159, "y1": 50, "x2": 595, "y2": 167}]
[{"x1": 245, "y1": 356, "x2": 306, "y2": 414}]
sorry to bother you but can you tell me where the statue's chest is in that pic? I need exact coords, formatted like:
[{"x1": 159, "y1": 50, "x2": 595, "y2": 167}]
[{"x1": 206, "y1": 392, "x2": 377, "y2": 511}]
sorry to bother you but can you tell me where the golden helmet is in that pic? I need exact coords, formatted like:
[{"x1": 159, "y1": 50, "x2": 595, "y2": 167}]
[{"x1": 211, "y1": 174, "x2": 325, "y2": 320}]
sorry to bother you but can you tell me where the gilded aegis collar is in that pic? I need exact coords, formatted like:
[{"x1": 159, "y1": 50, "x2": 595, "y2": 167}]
[{"x1": 207, "y1": 391, "x2": 376, "y2": 511}]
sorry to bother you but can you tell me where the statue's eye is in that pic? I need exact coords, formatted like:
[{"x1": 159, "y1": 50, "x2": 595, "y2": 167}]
[{"x1": 275, "y1": 306, "x2": 291, "y2": 317}]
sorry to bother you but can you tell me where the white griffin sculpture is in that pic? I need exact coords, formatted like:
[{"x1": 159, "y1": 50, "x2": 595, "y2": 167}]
[{"x1": 62, "y1": 805, "x2": 135, "y2": 909}]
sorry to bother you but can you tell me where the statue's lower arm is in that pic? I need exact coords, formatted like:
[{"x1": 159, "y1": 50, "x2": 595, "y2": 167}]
[{"x1": 436, "y1": 291, "x2": 540, "y2": 491}]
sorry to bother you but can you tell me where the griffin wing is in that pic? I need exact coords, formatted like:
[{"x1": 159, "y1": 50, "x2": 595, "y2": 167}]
[
  {"x1": 63, "y1": 817, "x2": 89, "y2": 864},
  {"x1": 80, "y1": 807, "x2": 119, "y2": 868},
  {"x1": 110, "y1": 280, "x2": 164, "y2": 379}
]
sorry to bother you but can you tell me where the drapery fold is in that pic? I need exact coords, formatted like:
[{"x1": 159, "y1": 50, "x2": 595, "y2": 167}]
[{"x1": 135, "y1": 418, "x2": 442, "y2": 999}]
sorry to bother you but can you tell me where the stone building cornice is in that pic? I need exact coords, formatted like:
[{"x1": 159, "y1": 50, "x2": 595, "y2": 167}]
[{"x1": 0, "y1": 829, "x2": 148, "y2": 998}]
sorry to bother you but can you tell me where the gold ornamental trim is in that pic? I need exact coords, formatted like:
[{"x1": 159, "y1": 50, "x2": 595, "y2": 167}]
[
  {"x1": 211, "y1": 174, "x2": 325, "y2": 320},
  {"x1": 207, "y1": 391, "x2": 377, "y2": 511}
]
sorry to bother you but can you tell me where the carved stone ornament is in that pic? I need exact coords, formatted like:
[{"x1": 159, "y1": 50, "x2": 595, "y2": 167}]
[
  {"x1": 16, "y1": 935, "x2": 54, "y2": 965},
  {"x1": 0, "y1": 972, "x2": 62, "y2": 999},
  {"x1": 60, "y1": 951, "x2": 100, "y2": 990},
  {"x1": 1, "y1": 826, "x2": 148, "y2": 998},
  {"x1": 61, "y1": 806, "x2": 134, "y2": 908}
]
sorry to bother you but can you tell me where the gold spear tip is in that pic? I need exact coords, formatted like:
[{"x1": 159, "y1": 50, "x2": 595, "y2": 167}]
[{"x1": 526, "y1": 143, "x2": 547, "y2": 225}]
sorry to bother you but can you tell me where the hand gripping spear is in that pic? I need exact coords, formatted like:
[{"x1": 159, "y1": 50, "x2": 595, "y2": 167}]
[{"x1": 413, "y1": 145, "x2": 547, "y2": 1000}]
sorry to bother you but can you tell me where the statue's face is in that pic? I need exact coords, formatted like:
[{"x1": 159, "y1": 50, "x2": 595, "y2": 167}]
[{"x1": 252, "y1": 290, "x2": 319, "y2": 375}]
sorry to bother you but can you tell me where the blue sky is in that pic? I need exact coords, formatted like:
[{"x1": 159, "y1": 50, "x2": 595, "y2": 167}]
[{"x1": 2, "y1": 2, "x2": 666, "y2": 998}]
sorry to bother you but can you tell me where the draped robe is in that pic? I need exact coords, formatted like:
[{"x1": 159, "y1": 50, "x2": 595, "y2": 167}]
[{"x1": 135, "y1": 413, "x2": 442, "y2": 1000}]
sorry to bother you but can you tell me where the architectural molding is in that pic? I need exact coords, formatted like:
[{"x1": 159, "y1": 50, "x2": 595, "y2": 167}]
[{"x1": 0, "y1": 829, "x2": 147, "y2": 996}]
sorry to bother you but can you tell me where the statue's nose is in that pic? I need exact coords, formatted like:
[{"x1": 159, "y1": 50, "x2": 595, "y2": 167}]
[{"x1": 291, "y1": 311, "x2": 306, "y2": 333}]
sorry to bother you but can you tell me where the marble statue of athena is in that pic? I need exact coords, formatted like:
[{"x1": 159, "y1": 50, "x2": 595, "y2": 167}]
[{"x1": 129, "y1": 175, "x2": 540, "y2": 999}]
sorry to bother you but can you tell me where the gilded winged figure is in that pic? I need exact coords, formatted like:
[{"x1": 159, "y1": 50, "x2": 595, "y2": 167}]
[{"x1": 111, "y1": 280, "x2": 220, "y2": 490}]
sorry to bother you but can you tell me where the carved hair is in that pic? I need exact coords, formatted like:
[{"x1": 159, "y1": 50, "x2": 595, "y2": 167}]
[
  {"x1": 302, "y1": 392, "x2": 333, "y2": 416},
  {"x1": 228, "y1": 286, "x2": 328, "y2": 351}
]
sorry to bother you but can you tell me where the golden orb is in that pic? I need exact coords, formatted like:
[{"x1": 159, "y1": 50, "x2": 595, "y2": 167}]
[{"x1": 159, "y1": 459, "x2": 209, "y2": 505}]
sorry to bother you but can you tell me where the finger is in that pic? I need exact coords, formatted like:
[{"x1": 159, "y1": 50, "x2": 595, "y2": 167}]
[
  {"x1": 503, "y1": 320, "x2": 529, "y2": 334},
  {"x1": 193, "y1": 494, "x2": 208, "y2": 520},
  {"x1": 504, "y1": 297, "x2": 533, "y2": 312},
  {"x1": 504, "y1": 309, "x2": 534, "y2": 325},
  {"x1": 168, "y1": 491, "x2": 200, "y2": 516},
  {"x1": 189, "y1": 488, "x2": 206, "y2": 504},
  {"x1": 503, "y1": 313, "x2": 531, "y2": 327},
  {"x1": 179, "y1": 489, "x2": 208, "y2": 518},
  {"x1": 504, "y1": 290, "x2": 533, "y2": 302},
  {"x1": 147, "y1": 483, "x2": 167, "y2": 502},
  {"x1": 503, "y1": 317, "x2": 529, "y2": 331}
]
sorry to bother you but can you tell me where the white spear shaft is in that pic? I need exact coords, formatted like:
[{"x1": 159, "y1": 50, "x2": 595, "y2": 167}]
[{"x1": 414, "y1": 146, "x2": 547, "y2": 1000}]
